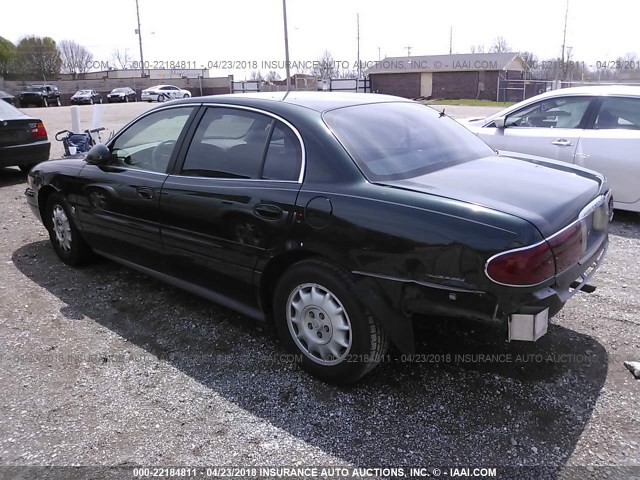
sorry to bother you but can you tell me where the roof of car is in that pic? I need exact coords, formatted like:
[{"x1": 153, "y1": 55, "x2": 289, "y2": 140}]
[{"x1": 174, "y1": 91, "x2": 411, "y2": 113}]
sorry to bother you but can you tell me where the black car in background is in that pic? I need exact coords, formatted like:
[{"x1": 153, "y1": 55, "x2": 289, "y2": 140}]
[
  {"x1": 24, "y1": 93, "x2": 611, "y2": 383},
  {"x1": 70, "y1": 90, "x2": 103, "y2": 105},
  {"x1": 0, "y1": 91, "x2": 16, "y2": 105},
  {"x1": 0, "y1": 99, "x2": 50, "y2": 172},
  {"x1": 18, "y1": 85, "x2": 61, "y2": 107},
  {"x1": 107, "y1": 87, "x2": 137, "y2": 103}
]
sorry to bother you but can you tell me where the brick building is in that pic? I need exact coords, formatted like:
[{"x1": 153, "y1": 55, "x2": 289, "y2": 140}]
[{"x1": 366, "y1": 52, "x2": 528, "y2": 100}]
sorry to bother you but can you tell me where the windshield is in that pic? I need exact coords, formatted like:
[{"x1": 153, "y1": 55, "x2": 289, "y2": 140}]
[
  {"x1": 112, "y1": 88, "x2": 127, "y2": 93},
  {"x1": 26, "y1": 86, "x2": 44, "y2": 92},
  {"x1": 76, "y1": 90, "x2": 91, "y2": 95},
  {"x1": 323, "y1": 102, "x2": 494, "y2": 182}
]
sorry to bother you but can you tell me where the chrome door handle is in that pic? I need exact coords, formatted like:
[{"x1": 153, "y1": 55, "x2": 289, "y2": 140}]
[{"x1": 551, "y1": 139, "x2": 574, "y2": 146}]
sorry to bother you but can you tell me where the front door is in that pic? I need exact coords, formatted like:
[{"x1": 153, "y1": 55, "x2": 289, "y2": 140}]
[{"x1": 76, "y1": 105, "x2": 196, "y2": 268}]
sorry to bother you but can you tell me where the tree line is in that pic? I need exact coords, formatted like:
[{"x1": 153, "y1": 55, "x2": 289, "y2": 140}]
[{"x1": 1, "y1": 34, "x2": 638, "y2": 83}]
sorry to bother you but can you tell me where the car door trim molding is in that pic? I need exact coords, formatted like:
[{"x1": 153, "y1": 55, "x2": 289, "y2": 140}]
[{"x1": 200, "y1": 102, "x2": 306, "y2": 183}]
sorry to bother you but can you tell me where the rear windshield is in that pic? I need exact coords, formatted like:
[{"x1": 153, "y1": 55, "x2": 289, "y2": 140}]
[
  {"x1": 323, "y1": 102, "x2": 494, "y2": 182},
  {"x1": 0, "y1": 100, "x2": 22, "y2": 117}
]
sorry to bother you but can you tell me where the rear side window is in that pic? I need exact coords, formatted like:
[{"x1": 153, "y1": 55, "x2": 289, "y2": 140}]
[
  {"x1": 182, "y1": 108, "x2": 274, "y2": 179},
  {"x1": 262, "y1": 122, "x2": 302, "y2": 181},
  {"x1": 594, "y1": 96, "x2": 640, "y2": 129},
  {"x1": 324, "y1": 102, "x2": 493, "y2": 182}
]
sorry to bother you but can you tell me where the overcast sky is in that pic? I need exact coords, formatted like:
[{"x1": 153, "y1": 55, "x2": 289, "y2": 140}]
[{"x1": 3, "y1": 0, "x2": 639, "y2": 78}]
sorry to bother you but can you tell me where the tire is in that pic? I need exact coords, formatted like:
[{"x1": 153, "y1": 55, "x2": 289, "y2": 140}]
[
  {"x1": 157, "y1": 94, "x2": 166, "y2": 102},
  {"x1": 44, "y1": 193, "x2": 92, "y2": 266},
  {"x1": 273, "y1": 260, "x2": 389, "y2": 384},
  {"x1": 99, "y1": 97, "x2": 103, "y2": 104},
  {"x1": 42, "y1": 98, "x2": 48, "y2": 107},
  {"x1": 125, "y1": 96, "x2": 129, "y2": 103},
  {"x1": 56, "y1": 98, "x2": 61, "y2": 106},
  {"x1": 183, "y1": 93, "x2": 189, "y2": 98},
  {"x1": 89, "y1": 98, "x2": 94, "y2": 105}
]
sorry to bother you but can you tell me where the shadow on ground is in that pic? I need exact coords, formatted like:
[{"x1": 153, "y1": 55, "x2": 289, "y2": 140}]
[
  {"x1": 13, "y1": 241, "x2": 608, "y2": 475},
  {"x1": 0, "y1": 167, "x2": 27, "y2": 188}
]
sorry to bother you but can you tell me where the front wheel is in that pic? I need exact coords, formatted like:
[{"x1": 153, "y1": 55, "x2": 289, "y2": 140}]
[
  {"x1": 273, "y1": 260, "x2": 389, "y2": 384},
  {"x1": 45, "y1": 193, "x2": 92, "y2": 266},
  {"x1": 42, "y1": 98, "x2": 48, "y2": 107},
  {"x1": 56, "y1": 98, "x2": 61, "y2": 106}
]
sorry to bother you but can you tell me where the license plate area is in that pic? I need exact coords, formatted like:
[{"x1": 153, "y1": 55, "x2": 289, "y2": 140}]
[{"x1": 508, "y1": 307, "x2": 549, "y2": 342}]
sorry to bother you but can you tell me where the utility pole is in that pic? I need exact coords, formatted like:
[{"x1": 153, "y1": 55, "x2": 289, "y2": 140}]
[
  {"x1": 357, "y1": 13, "x2": 361, "y2": 78},
  {"x1": 560, "y1": 0, "x2": 569, "y2": 80},
  {"x1": 449, "y1": 26, "x2": 453, "y2": 55},
  {"x1": 378, "y1": 47, "x2": 381, "y2": 61},
  {"x1": 405, "y1": 46, "x2": 412, "y2": 57},
  {"x1": 282, "y1": 0, "x2": 291, "y2": 92},
  {"x1": 135, "y1": 0, "x2": 145, "y2": 77}
]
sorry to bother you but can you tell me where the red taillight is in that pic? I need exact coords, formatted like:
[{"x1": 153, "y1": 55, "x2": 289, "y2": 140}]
[
  {"x1": 30, "y1": 121, "x2": 47, "y2": 139},
  {"x1": 486, "y1": 242, "x2": 555, "y2": 286},
  {"x1": 547, "y1": 222, "x2": 584, "y2": 274}
]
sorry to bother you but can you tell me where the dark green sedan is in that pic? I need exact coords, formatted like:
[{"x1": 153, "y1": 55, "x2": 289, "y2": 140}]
[{"x1": 24, "y1": 92, "x2": 611, "y2": 383}]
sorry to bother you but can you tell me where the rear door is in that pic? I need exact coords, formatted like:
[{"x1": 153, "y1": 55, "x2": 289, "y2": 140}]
[
  {"x1": 575, "y1": 95, "x2": 640, "y2": 206},
  {"x1": 478, "y1": 95, "x2": 595, "y2": 163},
  {"x1": 76, "y1": 105, "x2": 196, "y2": 268},
  {"x1": 159, "y1": 106, "x2": 303, "y2": 305}
]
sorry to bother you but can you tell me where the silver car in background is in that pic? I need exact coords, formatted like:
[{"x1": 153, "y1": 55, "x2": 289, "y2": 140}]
[{"x1": 460, "y1": 86, "x2": 640, "y2": 213}]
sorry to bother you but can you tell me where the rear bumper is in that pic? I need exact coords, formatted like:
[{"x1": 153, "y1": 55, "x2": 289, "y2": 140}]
[
  {"x1": 0, "y1": 141, "x2": 51, "y2": 167},
  {"x1": 355, "y1": 235, "x2": 608, "y2": 331}
]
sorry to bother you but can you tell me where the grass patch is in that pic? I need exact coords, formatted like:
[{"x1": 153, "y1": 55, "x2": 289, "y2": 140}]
[{"x1": 425, "y1": 99, "x2": 515, "y2": 107}]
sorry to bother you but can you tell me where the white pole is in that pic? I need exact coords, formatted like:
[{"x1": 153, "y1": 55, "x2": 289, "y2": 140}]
[{"x1": 70, "y1": 105, "x2": 81, "y2": 133}]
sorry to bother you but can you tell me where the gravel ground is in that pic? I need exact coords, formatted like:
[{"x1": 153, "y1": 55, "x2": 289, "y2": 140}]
[{"x1": 0, "y1": 104, "x2": 639, "y2": 479}]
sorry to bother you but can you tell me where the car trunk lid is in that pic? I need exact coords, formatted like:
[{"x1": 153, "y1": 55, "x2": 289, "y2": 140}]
[
  {"x1": 0, "y1": 119, "x2": 43, "y2": 146},
  {"x1": 379, "y1": 154, "x2": 604, "y2": 237}
]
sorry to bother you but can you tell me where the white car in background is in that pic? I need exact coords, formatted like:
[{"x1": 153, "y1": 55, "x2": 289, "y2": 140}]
[
  {"x1": 141, "y1": 85, "x2": 191, "y2": 102},
  {"x1": 459, "y1": 85, "x2": 640, "y2": 213}
]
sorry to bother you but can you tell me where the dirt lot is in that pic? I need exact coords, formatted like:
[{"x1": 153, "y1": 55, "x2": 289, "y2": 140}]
[{"x1": 0, "y1": 103, "x2": 639, "y2": 479}]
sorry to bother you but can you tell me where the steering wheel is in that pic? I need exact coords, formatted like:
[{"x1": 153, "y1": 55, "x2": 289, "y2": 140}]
[{"x1": 151, "y1": 140, "x2": 177, "y2": 168}]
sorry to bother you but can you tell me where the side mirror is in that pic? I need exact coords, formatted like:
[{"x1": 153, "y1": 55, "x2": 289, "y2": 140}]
[
  {"x1": 85, "y1": 144, "x2": 111, "y2": 165},
  {"x1": 493, "y1": 116, "x2": 506, "y2": 129}
]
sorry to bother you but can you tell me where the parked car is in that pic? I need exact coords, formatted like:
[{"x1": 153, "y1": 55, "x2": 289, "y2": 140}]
[
  {"x1": 18, "y1": 84, "x2": 61, "y2": 107},
  {"x1": 459, "y1": 85, "x2": 640, "y2": 213},
  {"x1": 107, "y1": 87, "x2": 137, "y2": 103},
  {"x1": 0, "y1": 99, "x2": 50, "y2": 172},
  {"x1": 141, "y1": 85, "x2": 191, "y2": 102},
  {"x1": 70, "y1": 90, "x2": 102, "y2": 105},
  {"x1": 24, "y1": 92, "x2": 611, "y2": 383},
  {"x1": 0, "y1": 90, "x2": 16, "y2": 105}
]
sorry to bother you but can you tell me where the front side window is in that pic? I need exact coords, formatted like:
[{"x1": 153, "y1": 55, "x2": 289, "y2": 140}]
[
  {"x1": 505, "y1": 96, "x2": 592, "y2": 129},
  {"x1": 324, "y1": 102, "x2": 494, "y2": 182},
  {"x1": 110, "y1": 106, "x2": 194, "y2": 173},
  {"x1": 181, "y1": 108, "x2": 274, "y2": 179},
  {"x1": 594, "y1": 96, "x2": 640, "y2": 130}
]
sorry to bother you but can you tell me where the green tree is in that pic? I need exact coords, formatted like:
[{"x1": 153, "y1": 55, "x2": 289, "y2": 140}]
[
  {"x1": 0, "y1": 36, "x2": 17, "y2": 76},
  {"x1": 16, "y1": 36, "x2": 62, "y2": 80}
]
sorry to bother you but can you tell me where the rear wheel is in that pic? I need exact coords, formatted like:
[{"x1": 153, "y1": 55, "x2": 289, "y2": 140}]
[
  {"x1": 183, "y1": 93, "x2": 189, "y2": 98},
  {"x1": 273, "y1": 260, "x2": 389, "y2": 384},
  {"x1": 45, "y1": 193, "x2": 91, "y2": 266},
  {"x1": 125, "y1": 96, "x2": 129, "y2": 102},
  {"x1": 56, "y1": 98, "x2": 61, "y2": 106},
  {"x1": 89, "y1": 98, "x2": 94, "y2": 105}
]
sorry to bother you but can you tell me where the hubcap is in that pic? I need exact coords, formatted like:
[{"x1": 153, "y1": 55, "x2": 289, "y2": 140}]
[
  {"x1": 286, "y1": 283, "x2": 352, "y2": 365},
  {"x1": 51, "y1": 205, "x2": 72, "y2": 252}
]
